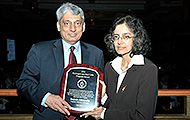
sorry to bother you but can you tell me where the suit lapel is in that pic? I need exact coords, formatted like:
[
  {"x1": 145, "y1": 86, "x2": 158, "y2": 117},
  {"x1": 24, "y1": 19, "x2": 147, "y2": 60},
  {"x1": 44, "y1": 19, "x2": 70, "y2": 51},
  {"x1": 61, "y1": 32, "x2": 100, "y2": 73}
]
[
  {"x1": 53, "y1": 40, "x2": 89, "y2": 69},
  {"x1": 53, "y1": 39, "x2": 64, "y2": 79},
  {"x1": 81, "y1": 42, "x2": 90, "y2": 64},
  {"x1": 52, "y1": 40, "x2": 90, "y2": 76}
]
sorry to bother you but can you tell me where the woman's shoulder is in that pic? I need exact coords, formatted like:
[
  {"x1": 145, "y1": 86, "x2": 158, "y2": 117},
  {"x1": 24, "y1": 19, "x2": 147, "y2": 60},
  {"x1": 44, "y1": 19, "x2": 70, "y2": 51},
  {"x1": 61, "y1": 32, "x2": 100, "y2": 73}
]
[{"x1": 144, "y1": 57, "x2": 157, "y2": 70}]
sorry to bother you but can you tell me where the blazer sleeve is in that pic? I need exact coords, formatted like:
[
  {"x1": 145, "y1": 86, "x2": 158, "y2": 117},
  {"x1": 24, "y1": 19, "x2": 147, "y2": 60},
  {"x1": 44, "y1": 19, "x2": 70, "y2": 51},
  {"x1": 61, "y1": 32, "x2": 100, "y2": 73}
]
[
  {"x1": 104, "y1": 63, "x2": 158, "y2": 120},
  {"x1": 16, "y1": 44, "x2": 47, "y2": 111}
]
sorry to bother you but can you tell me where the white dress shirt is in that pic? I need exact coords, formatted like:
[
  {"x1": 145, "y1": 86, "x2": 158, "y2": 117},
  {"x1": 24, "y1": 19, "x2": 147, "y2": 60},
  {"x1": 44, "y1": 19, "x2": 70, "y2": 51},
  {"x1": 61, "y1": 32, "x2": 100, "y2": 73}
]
[
  {"x1": 62, "y1": 39, "x2": 82, "y2": 68},
  {"x1": 111, "y1": 55, "x2": 144, "y2": 93}
]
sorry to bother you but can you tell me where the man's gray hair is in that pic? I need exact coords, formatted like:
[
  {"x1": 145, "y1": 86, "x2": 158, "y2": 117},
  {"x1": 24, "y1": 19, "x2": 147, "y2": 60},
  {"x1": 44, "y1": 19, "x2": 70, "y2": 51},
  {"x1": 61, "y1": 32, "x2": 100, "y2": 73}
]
[{"x1": 56, "y1": 2, "x2": 85, "y2": 24}]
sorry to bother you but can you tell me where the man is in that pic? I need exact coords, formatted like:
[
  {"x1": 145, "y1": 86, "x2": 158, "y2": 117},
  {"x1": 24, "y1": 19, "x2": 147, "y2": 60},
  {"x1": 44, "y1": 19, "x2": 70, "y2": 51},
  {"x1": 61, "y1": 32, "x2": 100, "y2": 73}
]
[{"x1": 16, "y1": 2, "x2": 104, "y2": 120}]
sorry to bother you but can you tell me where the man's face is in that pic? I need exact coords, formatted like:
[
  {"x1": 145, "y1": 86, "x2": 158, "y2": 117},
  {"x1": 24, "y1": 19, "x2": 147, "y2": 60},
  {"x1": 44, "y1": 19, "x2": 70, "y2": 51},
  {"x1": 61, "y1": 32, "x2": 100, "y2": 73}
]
[{"x1": 57, "y1": 11, "x2": 85, "y2": 45}]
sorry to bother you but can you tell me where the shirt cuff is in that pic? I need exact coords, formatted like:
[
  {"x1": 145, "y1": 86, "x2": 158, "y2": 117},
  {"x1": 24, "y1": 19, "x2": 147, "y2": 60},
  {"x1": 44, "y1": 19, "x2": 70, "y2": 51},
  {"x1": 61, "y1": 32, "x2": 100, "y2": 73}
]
[
  {"x1": 101, "y1": 93, "x2": 108, "y2": 105},
  {"x1": 101, "y1": 107, "x2": 106, "y2": 119},
  {"x1": 41, "y1": 92, "x2": 51, "y2": 107}
]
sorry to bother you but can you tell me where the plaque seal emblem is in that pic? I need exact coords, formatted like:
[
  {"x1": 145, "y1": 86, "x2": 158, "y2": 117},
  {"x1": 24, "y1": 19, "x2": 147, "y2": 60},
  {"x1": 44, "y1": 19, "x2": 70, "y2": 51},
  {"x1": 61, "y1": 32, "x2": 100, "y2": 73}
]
[{"x1": 77, "y1": 79, "x2": 87, "y2": 89}]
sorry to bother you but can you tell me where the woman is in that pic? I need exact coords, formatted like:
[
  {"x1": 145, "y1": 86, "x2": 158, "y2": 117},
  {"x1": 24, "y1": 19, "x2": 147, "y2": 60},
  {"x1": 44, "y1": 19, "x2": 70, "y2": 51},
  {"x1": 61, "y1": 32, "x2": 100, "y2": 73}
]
[{"x1": 81, "y1": 15, "x2": 158, "y2": 120}]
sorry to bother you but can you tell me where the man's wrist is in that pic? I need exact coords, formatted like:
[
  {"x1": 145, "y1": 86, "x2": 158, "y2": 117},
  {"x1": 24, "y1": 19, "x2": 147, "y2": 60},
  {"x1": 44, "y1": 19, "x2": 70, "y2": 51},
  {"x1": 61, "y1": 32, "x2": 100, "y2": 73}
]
[{"x1": 41, "y1": 92, "x2": 51, "y2": 107}]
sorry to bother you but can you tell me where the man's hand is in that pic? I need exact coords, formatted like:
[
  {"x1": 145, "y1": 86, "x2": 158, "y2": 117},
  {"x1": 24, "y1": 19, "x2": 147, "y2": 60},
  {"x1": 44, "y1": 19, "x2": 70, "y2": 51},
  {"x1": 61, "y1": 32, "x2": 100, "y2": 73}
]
[
  {"x1": 80, "y1": 106, "x2": 104, "y2": 120},
  {"x1": 45, "y1": 94, "x2": 71, "y2": 116}
]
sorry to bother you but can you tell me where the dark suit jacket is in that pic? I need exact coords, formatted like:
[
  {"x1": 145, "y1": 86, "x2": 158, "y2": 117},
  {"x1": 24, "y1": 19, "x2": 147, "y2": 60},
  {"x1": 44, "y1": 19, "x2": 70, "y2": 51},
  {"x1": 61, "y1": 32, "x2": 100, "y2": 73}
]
[
  {"x1": 16, "y1": 39, "x2": 104, "y2": 120},
  {"x1": 104, "y1": 58, "x2": 158, "y2": 120}
]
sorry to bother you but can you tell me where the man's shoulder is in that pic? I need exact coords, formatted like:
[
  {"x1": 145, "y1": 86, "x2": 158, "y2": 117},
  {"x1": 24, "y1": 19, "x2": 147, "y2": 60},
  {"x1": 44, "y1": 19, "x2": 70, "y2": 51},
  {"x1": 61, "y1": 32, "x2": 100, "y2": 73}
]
[
  {"x1": 35, "y1": 39, "x2": 59, "y2": 47},
  {"x1": 29, "y1": 39, "x2": 61, "y2": 53},
  {"x1": 81, "y1": 41, "x2": 102, "y2": 52}
]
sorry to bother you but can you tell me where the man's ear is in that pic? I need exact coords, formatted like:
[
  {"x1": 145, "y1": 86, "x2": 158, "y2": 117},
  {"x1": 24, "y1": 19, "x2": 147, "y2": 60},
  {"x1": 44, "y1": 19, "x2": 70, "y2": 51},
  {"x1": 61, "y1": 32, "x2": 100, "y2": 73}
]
[
  {"x1": 82, "y1": 22, "x2": 86, "y2": 32},
  {"x1": 56, "y1": 22, "x2": 60, "y2": 31}
]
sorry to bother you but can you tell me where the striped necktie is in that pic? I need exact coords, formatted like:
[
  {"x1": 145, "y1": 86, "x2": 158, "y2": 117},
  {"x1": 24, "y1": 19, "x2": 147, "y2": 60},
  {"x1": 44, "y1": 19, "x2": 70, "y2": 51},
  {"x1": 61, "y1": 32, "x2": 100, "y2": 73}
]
[{"x1": 69, "y1": 46, "x2": 77, "y2": 64}]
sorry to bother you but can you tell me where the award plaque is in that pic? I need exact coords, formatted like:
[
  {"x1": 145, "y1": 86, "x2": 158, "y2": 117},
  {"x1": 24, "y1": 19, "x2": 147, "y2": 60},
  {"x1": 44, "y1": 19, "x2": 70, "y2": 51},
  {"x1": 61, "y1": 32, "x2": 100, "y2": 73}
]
[{"x1": 60, "y1": 64, "x2": 103, "y2": 115}]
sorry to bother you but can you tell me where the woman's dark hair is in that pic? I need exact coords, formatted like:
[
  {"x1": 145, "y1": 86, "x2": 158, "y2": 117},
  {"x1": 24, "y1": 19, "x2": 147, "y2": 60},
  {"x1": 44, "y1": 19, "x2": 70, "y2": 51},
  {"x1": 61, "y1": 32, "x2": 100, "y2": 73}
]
[{"x1": 104, "y1": 15, "x2": 151, "y2": 57}]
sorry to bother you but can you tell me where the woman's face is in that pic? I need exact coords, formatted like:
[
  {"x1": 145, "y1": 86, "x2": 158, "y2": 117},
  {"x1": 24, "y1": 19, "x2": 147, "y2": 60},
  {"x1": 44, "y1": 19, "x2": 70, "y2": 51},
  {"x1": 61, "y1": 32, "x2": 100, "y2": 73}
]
[{"x1": 113, "y1": 23, "x2": 134, "y2": 55}]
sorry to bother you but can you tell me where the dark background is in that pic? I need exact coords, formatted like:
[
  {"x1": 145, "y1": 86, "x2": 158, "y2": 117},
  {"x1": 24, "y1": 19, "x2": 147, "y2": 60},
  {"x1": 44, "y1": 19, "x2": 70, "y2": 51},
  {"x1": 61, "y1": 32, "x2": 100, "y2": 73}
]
[{"x1": 0, "y1": 0, "x2": 190, "y2": 114}]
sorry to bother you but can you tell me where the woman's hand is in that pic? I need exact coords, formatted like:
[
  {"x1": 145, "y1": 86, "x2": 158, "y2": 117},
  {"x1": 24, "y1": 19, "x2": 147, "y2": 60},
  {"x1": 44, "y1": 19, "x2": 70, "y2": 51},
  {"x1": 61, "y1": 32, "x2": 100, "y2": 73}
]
[
  {"x1": 80, "y1": 81, "x2": 106, "y2": 119},
  {"x1": 99, "y1": 80, "x2": 106, "y2": 98},
  {"x1": 80, "y1": 106, "x2": 104, "y2": 120}
]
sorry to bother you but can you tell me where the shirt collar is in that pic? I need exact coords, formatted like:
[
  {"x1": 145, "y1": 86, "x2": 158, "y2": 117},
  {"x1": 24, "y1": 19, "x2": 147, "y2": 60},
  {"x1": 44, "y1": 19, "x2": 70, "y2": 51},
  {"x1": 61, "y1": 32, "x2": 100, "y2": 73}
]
[
  {"x1": 111, "y1": 55, "x2": 144, "y2": 74},
  {"x1": 62, "y1": 39, "x2": 80, "y2": 53}
]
